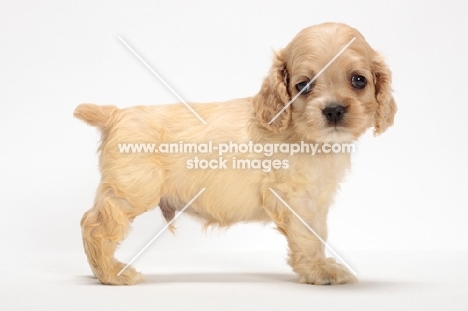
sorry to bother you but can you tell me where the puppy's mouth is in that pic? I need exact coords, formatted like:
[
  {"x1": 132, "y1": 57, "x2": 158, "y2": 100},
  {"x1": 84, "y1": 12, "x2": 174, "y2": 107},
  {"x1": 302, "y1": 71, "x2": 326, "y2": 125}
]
[{"x1": 321, "y1": 126, "x2": 354, "y2": 143}]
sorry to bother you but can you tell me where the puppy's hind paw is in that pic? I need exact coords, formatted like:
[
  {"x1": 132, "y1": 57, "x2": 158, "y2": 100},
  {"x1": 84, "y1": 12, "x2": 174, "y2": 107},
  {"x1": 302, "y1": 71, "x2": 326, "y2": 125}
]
[
  {"x1": 97, "y1": 263, "x2": 145, "y2": 286},
  {"x1": 299, "y1": 259, "x2": 358, "y2": 285}
]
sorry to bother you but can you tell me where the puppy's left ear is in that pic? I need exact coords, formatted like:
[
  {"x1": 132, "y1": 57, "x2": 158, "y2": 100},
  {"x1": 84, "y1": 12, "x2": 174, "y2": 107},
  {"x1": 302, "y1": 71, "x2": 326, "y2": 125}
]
[
  {"x1": 372, "y1": 53, "x2": 397, "y2": 135},
  {"x1": 253, "y1": 50, "x2": 291, "y2": 133}
]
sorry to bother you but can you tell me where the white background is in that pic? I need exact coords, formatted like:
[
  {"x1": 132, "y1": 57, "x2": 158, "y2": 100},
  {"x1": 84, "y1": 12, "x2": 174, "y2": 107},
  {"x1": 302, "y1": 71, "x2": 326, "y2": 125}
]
[{"x1": 1, "y1": 0, "x2": 468, "y2": 310}]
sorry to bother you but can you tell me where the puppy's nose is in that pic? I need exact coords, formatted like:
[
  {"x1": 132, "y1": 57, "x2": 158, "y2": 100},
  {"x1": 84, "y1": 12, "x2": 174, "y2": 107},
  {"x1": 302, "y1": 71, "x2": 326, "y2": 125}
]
[{"x1": 322, "y1": 105, "x2": 346, "y2": 123}]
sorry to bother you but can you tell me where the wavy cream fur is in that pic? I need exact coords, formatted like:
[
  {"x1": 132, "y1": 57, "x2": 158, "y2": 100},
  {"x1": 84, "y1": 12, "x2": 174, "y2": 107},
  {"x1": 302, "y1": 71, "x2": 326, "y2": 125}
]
[{"x1": 75, "y1": 22, "x2": 396, "y2": 285}]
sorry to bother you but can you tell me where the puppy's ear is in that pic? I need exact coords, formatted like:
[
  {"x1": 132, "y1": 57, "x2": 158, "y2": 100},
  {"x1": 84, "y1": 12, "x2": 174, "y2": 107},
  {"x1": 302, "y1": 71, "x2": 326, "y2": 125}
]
[
  {"x1": 372, "y1": 53, "x2": 397, "y2": 135},
  {"x1": 253, "y1": 50, "x2": 291, "y2": 133}
]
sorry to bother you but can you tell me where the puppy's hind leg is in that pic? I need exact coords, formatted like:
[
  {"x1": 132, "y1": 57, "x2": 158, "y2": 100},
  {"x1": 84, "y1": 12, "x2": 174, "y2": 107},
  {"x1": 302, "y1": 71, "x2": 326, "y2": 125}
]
[{"x1": 81, "y1": 186, "x2": 149, "y2": 285}]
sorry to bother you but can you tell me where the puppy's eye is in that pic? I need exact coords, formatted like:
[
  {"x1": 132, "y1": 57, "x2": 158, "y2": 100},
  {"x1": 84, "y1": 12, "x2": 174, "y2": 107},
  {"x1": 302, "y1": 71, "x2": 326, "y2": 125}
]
[
  {"x1": 351, "y1": 75, "x2": 367, "y2": 89},
  {"x1": 296, "y1": 81, "x2": 313, "y2": 95}
]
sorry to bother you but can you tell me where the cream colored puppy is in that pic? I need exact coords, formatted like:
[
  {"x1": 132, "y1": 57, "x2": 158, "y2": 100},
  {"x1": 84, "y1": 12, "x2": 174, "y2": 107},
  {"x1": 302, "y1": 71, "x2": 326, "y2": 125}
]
[{"x1": 75, "y1": 22, "x2": 396, "y2": 285}]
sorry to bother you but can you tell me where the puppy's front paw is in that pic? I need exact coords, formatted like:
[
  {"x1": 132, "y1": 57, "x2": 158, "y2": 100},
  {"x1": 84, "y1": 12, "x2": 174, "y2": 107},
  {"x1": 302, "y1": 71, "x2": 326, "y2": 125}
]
[{"x1": 299, "y1": 258, "x2": 358, "y2": 285}]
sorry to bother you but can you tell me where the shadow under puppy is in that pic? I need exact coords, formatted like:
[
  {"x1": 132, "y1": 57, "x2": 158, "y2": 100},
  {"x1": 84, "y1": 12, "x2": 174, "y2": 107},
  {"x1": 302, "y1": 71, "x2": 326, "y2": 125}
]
[{"x1": 74, "y1": 22, "x2": 396, "y2": 285}]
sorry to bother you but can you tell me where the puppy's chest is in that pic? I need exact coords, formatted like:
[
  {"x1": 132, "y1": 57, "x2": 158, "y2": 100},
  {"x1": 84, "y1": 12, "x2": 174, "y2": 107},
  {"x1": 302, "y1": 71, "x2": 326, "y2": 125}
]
[{"x1": 282, "y1": 153, "x2": 351, "y2": 186}]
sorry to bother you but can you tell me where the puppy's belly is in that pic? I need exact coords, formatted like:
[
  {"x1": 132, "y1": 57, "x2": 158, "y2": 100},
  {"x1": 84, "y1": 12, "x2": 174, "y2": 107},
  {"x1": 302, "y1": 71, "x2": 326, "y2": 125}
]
[{"x1": 163, "y1": 169, "x2": 270, "y2": 226}]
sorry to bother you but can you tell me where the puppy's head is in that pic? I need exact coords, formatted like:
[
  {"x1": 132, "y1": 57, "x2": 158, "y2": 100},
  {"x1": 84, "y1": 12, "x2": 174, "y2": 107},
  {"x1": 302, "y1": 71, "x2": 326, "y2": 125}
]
[{"x1": 253, "y1": 23, "x2": 397, "y2": 142}]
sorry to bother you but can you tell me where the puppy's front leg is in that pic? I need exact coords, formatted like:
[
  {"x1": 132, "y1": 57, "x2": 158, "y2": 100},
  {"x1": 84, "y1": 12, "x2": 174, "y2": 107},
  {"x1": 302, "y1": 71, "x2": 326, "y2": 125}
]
[{"x1": 266, "y1": 188, "x2": 357, "y2": 285}]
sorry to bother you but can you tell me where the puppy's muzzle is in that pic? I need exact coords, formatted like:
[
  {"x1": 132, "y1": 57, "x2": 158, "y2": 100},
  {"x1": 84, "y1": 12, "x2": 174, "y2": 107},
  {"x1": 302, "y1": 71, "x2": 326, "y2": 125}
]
[{"x1": 322, "y1": 105, "x2": 346, "y2": 124}]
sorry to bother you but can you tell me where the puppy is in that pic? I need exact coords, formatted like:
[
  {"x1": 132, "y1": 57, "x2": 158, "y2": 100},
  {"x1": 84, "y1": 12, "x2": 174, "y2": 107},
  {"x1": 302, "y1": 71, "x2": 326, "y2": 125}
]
[{"x1": 75, "y1": 22, "x2": 396, "y2": 285}]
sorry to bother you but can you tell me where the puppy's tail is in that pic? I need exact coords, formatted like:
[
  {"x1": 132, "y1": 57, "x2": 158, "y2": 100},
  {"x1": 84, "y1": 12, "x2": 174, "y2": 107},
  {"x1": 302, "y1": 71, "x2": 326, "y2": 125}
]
[{"x1": 74, "y1": 104, "x2": 119, "y2": 129}]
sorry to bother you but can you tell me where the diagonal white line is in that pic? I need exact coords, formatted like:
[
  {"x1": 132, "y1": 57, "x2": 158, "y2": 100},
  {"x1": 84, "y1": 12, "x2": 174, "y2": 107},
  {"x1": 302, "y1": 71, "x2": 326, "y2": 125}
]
[
  {"x1": 117, "y1": 188, "x2": 206, "y2": 276},
  {"x1": 268, "y1": 188, "x2": 357, "y2": 276},
  {"x1": 268, "y1": 37, "x2": 356, "y2": 125},
  {"x1": 118, "y1": 36, "x2": 207, "y2": 125}
]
